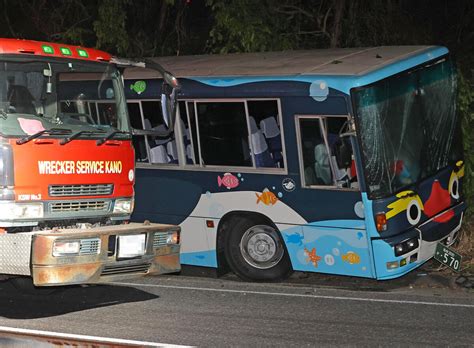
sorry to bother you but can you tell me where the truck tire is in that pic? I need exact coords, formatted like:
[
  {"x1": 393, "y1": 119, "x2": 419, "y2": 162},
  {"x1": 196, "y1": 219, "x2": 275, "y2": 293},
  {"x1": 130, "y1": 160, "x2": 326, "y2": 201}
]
[{"x1": 224, "y1": 218, "x2": 292, "y2": 281}]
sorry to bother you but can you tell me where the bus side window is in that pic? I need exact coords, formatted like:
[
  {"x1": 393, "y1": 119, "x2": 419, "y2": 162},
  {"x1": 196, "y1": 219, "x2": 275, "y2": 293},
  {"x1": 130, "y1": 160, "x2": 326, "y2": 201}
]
[
  {"x1": 247, "y1": 100, "x2": 284, "y2": 168},
  {"x1": 298, "y1": 116, "x2": 356, "y2": 188},
  {"x1": 194, "y1": 101, "x2": 252, "y2": 167},
  {"x1": 142, "y1": 100, "x2": 177, "y2": 165},
  {"x1": 127, "y1": 102, "x2": 147, "y2": 162},
  {"x1": 179, "y1": 101, "x2": 200, "y2": 165}
]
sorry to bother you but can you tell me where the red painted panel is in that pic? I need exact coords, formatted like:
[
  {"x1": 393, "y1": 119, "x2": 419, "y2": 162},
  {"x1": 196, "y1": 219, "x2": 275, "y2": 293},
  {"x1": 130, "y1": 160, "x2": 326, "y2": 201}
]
[
  {"x1": 0, "y1": 38, "x2": 111, "y2": 62},
  {"x1": 11, "y1": 138, "x2": 134, "y2": 200}
]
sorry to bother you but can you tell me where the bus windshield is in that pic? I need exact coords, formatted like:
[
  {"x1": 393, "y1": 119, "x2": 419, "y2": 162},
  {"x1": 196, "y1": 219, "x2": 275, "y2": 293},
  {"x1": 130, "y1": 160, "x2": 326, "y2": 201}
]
[
  {"x1": 353, "y1": 57, "x2": 463, "y2": 199},
  {"x1": 0, "y1": 57, "x2": 130, "y2": 138}
]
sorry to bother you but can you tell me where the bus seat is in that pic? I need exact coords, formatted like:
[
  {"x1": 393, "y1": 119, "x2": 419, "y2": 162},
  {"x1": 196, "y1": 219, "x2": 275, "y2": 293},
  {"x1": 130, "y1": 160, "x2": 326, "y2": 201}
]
[
  {"x1": 166, "y1": 140, "x2": 179, "y2": 163},
  {"x1": 8, "y1": 85, "x2": 36, "y2": 115},
  {"x1": 260, "y1": 117, "x2": 283, "y2": 166},
  {"x1": 144, "y1": 118, "x2": 152, "y2": 129},
  {"x1": 251, "y1": 131, "x2": 274, "y2": 167},
  {"x1": 150, "y1": 145, "x2": 169, "y2": 164},
  {"x1": 314, "y1": 143, "x2": 332, "y2": 184},
  {"x1": 185, "y1": 144, "x2": 194, "y2": 164},
  {"x1": 153, "y1": 124, "x2": 170, "y2": 146},
  {"x1": 180, "y1": 119, "x2": 191, "y2": 144},
  {"x1": 249, "y1": 116, "x2": 258, "y2": 134}
]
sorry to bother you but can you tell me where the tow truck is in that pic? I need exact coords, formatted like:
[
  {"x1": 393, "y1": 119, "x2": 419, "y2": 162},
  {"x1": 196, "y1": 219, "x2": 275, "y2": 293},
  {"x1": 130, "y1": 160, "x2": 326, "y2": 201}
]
[{"x1": 0, "y1": 38, "x2": 181, "y2": 287}]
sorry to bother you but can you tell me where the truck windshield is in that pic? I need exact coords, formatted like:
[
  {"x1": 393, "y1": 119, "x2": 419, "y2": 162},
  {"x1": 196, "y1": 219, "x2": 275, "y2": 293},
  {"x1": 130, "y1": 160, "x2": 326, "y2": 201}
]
[
  {"x1": 352, "y1": 57, "x2": 463, "y2": 199},
  {"x1": 0, "y1": 56, "x2": 130, "y2": 138}
]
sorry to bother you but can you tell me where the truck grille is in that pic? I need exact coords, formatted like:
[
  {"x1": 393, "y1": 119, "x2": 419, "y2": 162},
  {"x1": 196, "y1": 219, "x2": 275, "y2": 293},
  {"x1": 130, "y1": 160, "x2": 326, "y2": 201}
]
[
  {"x1": 49, "y1": 184, "x2": 114, "y2": 197},
  {"x1": 153, "y1": 232, "x2": 168, "y2": 248},
  {"x1": 50, "y1": 201, "x2": 109, "y2": 213},
  {"x1": 101, "y1": 263, "x2": 151, "y2": 276},
  {"x1": 80, "y1": 238, "x2": 101, "y2": 255}
]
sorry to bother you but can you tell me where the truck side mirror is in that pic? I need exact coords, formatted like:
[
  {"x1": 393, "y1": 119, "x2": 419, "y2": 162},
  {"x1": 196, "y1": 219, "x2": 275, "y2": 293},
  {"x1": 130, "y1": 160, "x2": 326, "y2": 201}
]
[{"x1": 334, "y1": 139, "x2": 352, "y2": 169}]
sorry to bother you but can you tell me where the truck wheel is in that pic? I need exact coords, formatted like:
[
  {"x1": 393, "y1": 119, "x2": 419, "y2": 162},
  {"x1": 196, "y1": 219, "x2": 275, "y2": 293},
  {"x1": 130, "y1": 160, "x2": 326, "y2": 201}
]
[{"x1": 224, "y1": 218, "x2": 292, "y2": 281}]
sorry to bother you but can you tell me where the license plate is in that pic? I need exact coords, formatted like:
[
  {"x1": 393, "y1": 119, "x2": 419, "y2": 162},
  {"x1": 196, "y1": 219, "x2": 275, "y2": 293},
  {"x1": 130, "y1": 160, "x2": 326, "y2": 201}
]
[
  {"x1": 434, "y1": 242, "x2": 462, "y2": 272},
  {"x1": 118, "y1": 234, "x2": 146, "y2": 258}
]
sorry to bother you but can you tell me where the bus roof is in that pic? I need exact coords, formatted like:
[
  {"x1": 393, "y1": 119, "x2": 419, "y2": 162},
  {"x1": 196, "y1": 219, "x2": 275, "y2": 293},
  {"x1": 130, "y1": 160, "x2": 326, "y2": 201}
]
[
  {"x1": 0, "y1": 38, "x2": 112, "y2": 63},
  {"x1": 124, "y1": 46, "x2": 445, "y2": 79}
]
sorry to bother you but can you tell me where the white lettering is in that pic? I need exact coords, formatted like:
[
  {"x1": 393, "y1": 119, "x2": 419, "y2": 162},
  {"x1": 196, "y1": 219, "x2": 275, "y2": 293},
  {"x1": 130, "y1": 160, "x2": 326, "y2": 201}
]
[{"x1": 37, "y1": 161, "x2": 123, "y2": 175}]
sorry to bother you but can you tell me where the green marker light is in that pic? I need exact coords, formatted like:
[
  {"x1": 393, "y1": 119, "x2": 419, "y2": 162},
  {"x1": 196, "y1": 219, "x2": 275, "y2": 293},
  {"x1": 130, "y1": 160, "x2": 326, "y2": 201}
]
[
  {"x1": 42, "y1": 45, "x2": 54, "y2": 54},
  {"x1": 60, "y1": 47, "x2": 72, "y2": 56},
  {"x1": 77, "y1": 49, "x2": 88, "y2": 58}
]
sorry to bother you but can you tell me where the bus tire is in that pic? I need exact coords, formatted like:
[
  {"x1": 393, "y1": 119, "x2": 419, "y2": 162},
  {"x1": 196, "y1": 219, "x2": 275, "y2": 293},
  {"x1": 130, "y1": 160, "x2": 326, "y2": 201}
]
[{"x1": 224, "y1": 218, "x2": 292, "y2": 281}]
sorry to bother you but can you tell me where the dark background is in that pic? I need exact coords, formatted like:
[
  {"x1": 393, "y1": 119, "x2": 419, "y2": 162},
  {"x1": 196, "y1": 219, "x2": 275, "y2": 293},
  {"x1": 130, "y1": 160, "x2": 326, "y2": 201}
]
[{"x1": 1, "y1": 1, "x2": 472, "y2": 69}]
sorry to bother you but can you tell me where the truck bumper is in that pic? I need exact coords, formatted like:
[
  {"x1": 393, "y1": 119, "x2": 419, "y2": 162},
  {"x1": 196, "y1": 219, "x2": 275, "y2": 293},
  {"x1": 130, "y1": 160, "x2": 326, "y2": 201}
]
[{"x1": 26, "y1": 222, "x2": 180, "y2": 286}]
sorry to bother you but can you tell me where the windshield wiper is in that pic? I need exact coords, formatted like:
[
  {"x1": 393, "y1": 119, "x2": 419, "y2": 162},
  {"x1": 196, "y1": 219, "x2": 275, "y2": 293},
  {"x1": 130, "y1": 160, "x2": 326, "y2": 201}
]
[
  {"x1": 96, "y1": 131, "x2": 131, "y2": 146},
  {"x1": 16, "y1": 128, "x2": 72, "y2": 145},
  {"x1": 59, "y1": 130, "x2": 107, "y2": 145}
]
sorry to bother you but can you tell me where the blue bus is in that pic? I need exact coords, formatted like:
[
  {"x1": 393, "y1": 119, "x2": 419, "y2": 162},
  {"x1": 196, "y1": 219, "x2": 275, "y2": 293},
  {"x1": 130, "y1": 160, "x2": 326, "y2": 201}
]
[{"x1": 123, "y1": 46, "x2": 465, "y2": 281}]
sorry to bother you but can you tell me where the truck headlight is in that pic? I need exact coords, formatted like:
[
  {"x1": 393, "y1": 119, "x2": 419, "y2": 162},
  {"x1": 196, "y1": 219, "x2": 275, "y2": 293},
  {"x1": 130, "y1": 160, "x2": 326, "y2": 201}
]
[
  {"x1": 113, "y1": 198, "x2": 134, "y2": 214},
  {"x1": 53, "y1": 240, "x2": 80, "y2": 256},
  {"x1": 0, "y1": 202, "x2": 43, "y2": 220},
  {"x1": 166, "y1": 230, "x2": 180, "y2": 244}
]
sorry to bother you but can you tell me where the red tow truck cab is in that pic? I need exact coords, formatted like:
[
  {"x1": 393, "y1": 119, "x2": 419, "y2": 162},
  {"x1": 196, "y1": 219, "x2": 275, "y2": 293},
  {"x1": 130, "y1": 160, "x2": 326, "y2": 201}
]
[{"x1": 0, "y1": 38, "x2": 180, "y2": 286}]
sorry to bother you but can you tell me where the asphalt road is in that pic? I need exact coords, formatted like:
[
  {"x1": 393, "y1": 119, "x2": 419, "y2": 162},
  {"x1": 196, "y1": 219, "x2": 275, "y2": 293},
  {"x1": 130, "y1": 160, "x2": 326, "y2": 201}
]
[{"x1": 0, "y1": 271, "x2": 472, "y2": 347}]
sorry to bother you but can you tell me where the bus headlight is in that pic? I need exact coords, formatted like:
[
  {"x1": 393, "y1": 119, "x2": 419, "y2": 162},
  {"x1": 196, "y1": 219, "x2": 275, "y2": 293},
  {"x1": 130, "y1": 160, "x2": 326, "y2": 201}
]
[
  {"x1": 0, "y1": 202, "x2": 43, "y2": 220},
  {"x1": 113, "y1": 198, "x2": 134, "y2": 214},
  {"x1": 394, "y1": 237, "x2": 419, "y2": 257}
]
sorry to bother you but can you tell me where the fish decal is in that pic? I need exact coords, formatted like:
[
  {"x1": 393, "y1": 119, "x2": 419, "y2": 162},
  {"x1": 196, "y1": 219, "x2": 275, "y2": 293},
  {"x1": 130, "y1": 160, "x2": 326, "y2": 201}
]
[
  {"x1": 282, "y1": 178, "x2": 296, "y2": 192},
  {"x1": 341, "y1": 251, "x2": 360, "y2": 265},
  {"x1": 130, "y1": 80, "x2": 147, "y2": 94},
  {"x1": 255, "y1": 188, "x2": 278, "y2": 206},
  {"x1": 285, "y1": 233, "x2": 304, "y2": 246},
  {"x1": 304, "y1": 247, "x2": 322, "y2": 267},
  {"x1": 218, "y1": 173, "x2": 240, "y2": 189}
]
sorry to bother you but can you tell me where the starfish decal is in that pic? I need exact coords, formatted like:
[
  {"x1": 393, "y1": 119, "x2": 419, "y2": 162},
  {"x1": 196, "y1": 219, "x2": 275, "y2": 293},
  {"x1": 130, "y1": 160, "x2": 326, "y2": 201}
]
[{"x1": 304, "y1": 247, "x2": 322, "y2": 267}]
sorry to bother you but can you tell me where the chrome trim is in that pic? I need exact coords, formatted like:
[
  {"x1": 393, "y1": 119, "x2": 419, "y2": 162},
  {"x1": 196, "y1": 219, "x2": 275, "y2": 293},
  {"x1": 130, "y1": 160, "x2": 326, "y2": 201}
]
[
  {"x1": 79, "y1": 238, "x2": 101, "y2": 255},
  {"x1": 101, "y1": 262, "x2": 151, "y2": 276},
  {"x1": 49, "y1": 184, "x2": 114, "y2": 197},
  {"x1": 153, "y1": 231, "x2": 168, "y2": 248},
  {"x1": 49, "y1": 200, "x2": 110, "y2": 213}
]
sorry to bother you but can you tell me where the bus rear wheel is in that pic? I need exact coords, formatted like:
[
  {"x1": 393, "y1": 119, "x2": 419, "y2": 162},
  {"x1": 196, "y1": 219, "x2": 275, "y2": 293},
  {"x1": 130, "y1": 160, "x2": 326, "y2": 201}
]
[{"x1": 224, "y1": 218, "x2": 292, "y2": 281}]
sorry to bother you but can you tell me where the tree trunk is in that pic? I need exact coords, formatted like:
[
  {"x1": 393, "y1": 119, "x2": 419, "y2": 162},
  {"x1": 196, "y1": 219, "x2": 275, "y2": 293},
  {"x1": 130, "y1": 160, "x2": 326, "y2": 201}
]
[{"x1": 330, "y1": 0, "x2": 345, "y2": 48}]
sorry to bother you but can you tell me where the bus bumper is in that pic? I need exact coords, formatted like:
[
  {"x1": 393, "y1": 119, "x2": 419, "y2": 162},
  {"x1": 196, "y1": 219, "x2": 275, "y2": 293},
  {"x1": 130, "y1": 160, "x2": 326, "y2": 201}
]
[
  {"x1": 26, "y1": 222, "x2": 181, "y2": 286},
  {"x1": 372, "y1": 202, "x2": 465, "y2": 280}
]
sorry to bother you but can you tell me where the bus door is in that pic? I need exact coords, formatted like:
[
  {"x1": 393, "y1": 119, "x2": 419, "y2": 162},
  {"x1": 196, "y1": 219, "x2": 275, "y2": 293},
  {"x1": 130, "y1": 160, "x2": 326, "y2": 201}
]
[{"x1": 288, "y1": 115, "x2": 375, "y2": 278}]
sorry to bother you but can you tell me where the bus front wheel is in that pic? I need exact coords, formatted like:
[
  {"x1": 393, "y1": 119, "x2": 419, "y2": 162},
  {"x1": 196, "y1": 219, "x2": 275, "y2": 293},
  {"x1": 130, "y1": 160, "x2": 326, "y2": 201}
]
[{"x1": 224, "y1": 218, "x2": 292, "y2": 281}]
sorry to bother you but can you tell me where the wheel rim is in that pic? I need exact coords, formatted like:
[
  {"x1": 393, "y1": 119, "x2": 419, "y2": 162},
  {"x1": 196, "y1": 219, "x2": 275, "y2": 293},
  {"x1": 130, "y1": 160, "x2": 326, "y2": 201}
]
[{"x1": 239, "y1": 225, "x2": 284, "y2": 269}]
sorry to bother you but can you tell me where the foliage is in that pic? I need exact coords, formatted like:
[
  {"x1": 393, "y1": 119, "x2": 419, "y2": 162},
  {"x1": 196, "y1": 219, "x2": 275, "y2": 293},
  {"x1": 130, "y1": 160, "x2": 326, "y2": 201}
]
[
  {"x1": 93, "y1": 0, "x2": 130, "y2": 55},
  {"x1": 458, "y1": 72, "x2": 474, "y2": 216},
  {"x1": 206, "y1": 0, "x2": 297, "y2": 53}
]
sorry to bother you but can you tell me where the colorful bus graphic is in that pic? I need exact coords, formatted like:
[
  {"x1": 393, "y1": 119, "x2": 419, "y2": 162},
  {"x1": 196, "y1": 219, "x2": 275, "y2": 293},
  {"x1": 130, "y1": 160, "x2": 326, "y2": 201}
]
[{"x1": 123, "y1": 46, "x2": 465, "y2": 281}]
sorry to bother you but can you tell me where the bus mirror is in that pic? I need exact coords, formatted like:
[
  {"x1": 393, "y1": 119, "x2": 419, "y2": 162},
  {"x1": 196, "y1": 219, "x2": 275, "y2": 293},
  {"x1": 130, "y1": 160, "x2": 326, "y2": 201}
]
[{"x1": 334, "y1": 140, "x2": 352, "y2": 169}]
